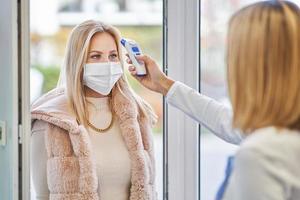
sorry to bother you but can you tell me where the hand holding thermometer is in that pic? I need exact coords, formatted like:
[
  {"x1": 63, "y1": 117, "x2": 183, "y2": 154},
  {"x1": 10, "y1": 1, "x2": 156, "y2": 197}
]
[{"x1": 121, "y1": 38, "x2": 147, "y2": 76}]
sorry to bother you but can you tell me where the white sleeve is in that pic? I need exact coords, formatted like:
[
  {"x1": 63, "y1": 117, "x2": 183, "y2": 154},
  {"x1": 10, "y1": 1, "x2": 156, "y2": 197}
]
[
  {"x1": 166, "y1": 81, "x2": 244, "y2": 144},
  {"x1": 30, "y1": 121, "x2": 50, "y2": 200},
  {"x1": 224, "y1": 149, "x2": 285, "y2": 200}
]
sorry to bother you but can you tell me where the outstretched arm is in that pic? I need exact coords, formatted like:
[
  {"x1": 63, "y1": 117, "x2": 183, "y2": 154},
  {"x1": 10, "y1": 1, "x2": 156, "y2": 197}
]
[{"x1": 127, "y1": 55, "x2": 244, "y2": 145}]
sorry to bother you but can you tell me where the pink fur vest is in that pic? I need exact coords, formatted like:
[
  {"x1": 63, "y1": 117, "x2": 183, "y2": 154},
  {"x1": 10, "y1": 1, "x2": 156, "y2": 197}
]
[{"x1": 31, "y1": 87, "x2": 157, "y2": 200}]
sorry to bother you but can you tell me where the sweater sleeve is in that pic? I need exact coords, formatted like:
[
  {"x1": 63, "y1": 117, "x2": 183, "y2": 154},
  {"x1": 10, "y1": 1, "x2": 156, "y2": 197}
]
[
  {"x1": 166, "y1": 81, "x2": 244, "y2": 145},
  {"x1": 31, "y1": 121, "x2": 50, "y2": 200}
]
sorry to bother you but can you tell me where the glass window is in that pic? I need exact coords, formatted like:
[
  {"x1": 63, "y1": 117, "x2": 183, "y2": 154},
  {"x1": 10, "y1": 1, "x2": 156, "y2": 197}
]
[{"x1": 30, "y1": 0, "x2": 164, "y2": 199}]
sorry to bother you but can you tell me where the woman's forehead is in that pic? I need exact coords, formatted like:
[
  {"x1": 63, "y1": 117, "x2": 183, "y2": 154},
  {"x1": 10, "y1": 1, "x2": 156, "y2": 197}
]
[{"x1": 89, "y1": 32, "x2": 118, "y2": 53}]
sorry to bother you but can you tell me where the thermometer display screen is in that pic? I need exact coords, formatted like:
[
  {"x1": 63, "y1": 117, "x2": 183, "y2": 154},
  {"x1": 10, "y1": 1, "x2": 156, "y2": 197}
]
[{"x1": 132, "y1": 47, "x2": 140, "y2": 52}]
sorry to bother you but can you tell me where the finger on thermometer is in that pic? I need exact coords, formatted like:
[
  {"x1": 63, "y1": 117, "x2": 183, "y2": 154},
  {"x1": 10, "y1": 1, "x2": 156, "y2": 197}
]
[
  {"x1": 128, "y1": 66, "x2": 136, "y2": 71},
  {"x1": 130, "y1": 69, "x2": 137, "y2": 75},
  {"x1": 126, "y1": 58, "x2": 133, "y2": 64},
  {"x1": 128, "y1": 66, "x2": 137, "y2": 75}
]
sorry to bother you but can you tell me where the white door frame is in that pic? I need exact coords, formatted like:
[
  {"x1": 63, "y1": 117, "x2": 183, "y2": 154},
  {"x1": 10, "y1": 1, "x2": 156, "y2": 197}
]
[
  {"x1": 11, "y1": 0, "x2": 19, "y2": 199},
  {"x1": 19, "y1": 0, "x2": 31, "y2": 199},
  {"x1": 166, "y1": 0, "x2": 200, "y2": 199}
]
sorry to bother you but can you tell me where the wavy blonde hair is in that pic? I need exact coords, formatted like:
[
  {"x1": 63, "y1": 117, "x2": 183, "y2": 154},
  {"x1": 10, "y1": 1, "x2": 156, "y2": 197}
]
[
  {"x1": 58, "y1": 20, "x2": 157, "y2": 127},
  {"x1": 227, "y1": 1, "x2": 300, "y2": 132}
]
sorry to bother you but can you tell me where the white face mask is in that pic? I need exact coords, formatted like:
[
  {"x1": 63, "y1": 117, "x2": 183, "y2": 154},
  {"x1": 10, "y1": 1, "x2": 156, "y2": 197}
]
[{"x1": 83, "y1": 62, "x2": 123, "y2": 95}]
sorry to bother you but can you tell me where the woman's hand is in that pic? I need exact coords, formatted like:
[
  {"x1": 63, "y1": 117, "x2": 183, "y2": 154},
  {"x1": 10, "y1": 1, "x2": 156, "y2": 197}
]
[{"x1": 126, "y1": 54, "x2": 175, "y2": 96}]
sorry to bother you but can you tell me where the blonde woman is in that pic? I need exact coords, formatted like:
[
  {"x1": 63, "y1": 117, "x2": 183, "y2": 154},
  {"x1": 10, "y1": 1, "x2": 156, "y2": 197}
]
[
  {"x1": 30, "y1": 20, "x2": 158, "y2": 200},
  {"x1": 128, "y1": 0, "x2": 300, "y2": 199}
]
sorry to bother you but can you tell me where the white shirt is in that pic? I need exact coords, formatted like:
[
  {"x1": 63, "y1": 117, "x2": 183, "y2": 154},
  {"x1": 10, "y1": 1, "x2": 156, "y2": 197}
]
[
  {"x1": 31, "y1": 97, "x2": 131, "y2": 200},
  {"x1": 166, "y1": 81, "x2": 300, "y2": 200}
]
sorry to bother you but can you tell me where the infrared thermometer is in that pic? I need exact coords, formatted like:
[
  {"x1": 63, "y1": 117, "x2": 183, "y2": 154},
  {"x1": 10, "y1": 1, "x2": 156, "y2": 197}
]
[{"x1": 121, "y1": 38, "x2": 147, "y2": 76}]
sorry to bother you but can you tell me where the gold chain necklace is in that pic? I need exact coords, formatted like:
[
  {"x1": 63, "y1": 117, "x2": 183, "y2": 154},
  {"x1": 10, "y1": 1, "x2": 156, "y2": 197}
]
[
  {"x1": 87, "y1": 114, "x2": 114, "y2": 133},
  {"x1": 85, "y1": 95, "x2": 114, "y2": 133}
]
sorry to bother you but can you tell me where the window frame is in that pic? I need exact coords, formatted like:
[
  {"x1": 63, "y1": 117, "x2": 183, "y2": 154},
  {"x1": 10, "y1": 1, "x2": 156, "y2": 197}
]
[
  {"x1": 165, "y1": 0, "x2": 200, "y2": 199},
  {"x1": 19, "y1": 0, "x2": 31, "y2": 199}
]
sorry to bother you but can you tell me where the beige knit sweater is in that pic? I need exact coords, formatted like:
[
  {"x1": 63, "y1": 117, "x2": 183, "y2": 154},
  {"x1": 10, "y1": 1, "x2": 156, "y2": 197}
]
[{"x1": 31, "y1": 86, "x2": 157, "y2": 200}]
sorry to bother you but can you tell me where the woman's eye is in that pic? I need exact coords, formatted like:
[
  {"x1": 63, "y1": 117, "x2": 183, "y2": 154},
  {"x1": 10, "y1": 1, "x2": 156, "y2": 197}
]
[
  {"x1": 110, "y1": 54, "x2": 118, "y2": 59},
  {"x1": 91, "y1": 54, "x2": 101, "y2": 59}
]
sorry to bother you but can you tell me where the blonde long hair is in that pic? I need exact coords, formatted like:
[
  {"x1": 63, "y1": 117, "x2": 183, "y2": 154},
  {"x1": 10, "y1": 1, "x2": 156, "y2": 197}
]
[
  {"x1": 227, "y1": 0, "x2": 300, "y2": 132},
  {"x1": 58, "y1": 20, "x2": 157, "y2": 127}
]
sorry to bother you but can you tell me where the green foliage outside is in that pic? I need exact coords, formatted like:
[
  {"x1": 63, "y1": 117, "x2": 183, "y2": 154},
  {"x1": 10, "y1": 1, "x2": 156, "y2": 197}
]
[{"x1": 33, "y1": 65, "x2": 60, "y2": 93}]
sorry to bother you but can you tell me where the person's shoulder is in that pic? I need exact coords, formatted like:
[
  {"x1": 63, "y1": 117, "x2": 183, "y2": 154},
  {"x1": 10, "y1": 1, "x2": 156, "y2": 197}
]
[
  {"x1": 240, "y1": 127, "x2": 300, "y2": 151},
  {"x1": 31, "y1": 87, "x2": 67, "y2": 110},
  {"x1": 234, "y1": 127, "x2": 300, "y2": 189},
  {"x1": 236, "y1": 127, "x2": 300, "y2": 166}
]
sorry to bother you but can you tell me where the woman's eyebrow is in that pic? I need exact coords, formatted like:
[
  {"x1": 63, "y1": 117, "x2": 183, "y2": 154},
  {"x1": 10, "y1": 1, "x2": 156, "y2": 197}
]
[
  {"x1": 110, "y1": 50, "x2": 118, "y2": 53},
  {"x1": 89, "y1": 50, "x2": 103, "y2": 54}
]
